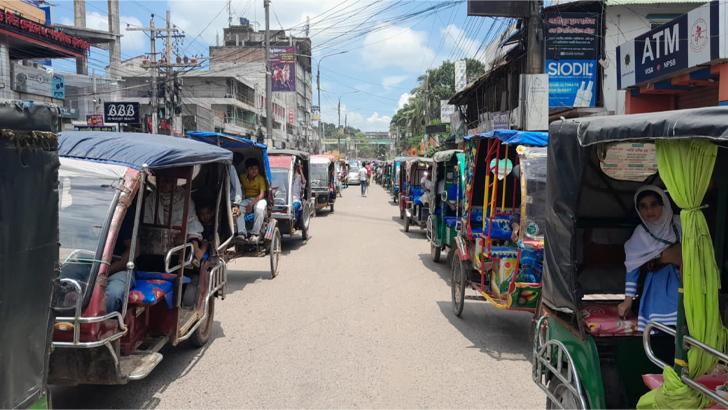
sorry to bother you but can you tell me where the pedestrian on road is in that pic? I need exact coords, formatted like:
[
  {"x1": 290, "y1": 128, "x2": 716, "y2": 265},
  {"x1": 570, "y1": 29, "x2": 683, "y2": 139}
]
[{"x1": 359, "y1": 161, "x2": 368, "y2": 196}]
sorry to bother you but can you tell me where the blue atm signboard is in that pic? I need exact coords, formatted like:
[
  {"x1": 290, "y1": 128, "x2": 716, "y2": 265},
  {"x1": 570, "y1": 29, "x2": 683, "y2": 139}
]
[
  {"x1": 617, "y1": 1, "x2": 724, "y2": 89},
  {"x1": 544, "y1": 12, "x2": 599, "y2": 108}
]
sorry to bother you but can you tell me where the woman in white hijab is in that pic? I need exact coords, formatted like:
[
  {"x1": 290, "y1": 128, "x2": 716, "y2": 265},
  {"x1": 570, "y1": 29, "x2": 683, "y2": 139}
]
[{"x1": 617, "y1": 185, "x2": 683, "y2": 331}]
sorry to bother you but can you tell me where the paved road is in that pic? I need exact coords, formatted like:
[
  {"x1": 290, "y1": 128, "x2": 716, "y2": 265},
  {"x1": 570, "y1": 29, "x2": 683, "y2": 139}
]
[{"x1": 53, "y1": 183, "x2": 545, "y2": 409}]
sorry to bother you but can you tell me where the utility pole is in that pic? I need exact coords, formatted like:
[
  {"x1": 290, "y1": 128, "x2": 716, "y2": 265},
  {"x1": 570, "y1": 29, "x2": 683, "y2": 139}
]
[
  {"x1": 526, "y1": 0, "x2": 544, "y2": 75},
  {"x1": 127, "y1": 12, "x2": 200, "y2": 135},
  {"x1": 264, "y1": 0, "x2": 273, "y2": 147},
  {"x1": 73, "y1": 0, "x2": 87, "y2": 75},
  {"x1": 337, "y1": 99, "x2": 341, "y2": 154},
  {"x1": 423, "y1": 73, "x2": 429, "y2": 153},
  {"x1": 108, "y1": 0, "x2": 121, "y2": 79}
]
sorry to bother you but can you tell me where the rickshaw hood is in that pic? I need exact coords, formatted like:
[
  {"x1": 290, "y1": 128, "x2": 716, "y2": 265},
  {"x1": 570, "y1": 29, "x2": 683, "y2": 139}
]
[{"x1": 60, "y1": 131, "x2": 232, "y2": 170}]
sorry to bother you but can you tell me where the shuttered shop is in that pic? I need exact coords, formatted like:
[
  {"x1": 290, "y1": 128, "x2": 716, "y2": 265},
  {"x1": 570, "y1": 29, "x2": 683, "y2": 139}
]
[{"x1": 675, "y1": 86, "x2": 720, "y2": 110}]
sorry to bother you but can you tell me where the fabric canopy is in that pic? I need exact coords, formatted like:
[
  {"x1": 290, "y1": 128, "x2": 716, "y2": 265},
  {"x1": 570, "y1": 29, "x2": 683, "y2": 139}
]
[
  {"x1": 464, "y1": 129, "x2": 548, "y2": 147},
  {"x1": 268, "y1": 148, "x2": 310, "y2": 160},
  {"x1": 60, "y1": 131, "x2": 232, "y2": 170},
  {"x1": 187, "y1": 131, "x2": 271, "y2": 180},
  {"x1": 432, "y1": 149, "x2": 463, "y2": 163}
]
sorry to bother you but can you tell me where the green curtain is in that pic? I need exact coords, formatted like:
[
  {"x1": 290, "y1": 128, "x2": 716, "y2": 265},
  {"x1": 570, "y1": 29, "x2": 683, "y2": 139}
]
[{"x1": 637, "y1": 139, "x2": 726, "y2": 409}]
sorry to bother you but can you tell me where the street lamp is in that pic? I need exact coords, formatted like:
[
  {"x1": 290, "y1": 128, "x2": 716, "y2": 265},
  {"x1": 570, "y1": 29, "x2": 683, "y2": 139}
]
[
  {"x1": 313, "y1": 51, "x2": 348, "y2": 148},
  {"x1": 337, "y1": 90, "x2": 359, "y2": 155}
]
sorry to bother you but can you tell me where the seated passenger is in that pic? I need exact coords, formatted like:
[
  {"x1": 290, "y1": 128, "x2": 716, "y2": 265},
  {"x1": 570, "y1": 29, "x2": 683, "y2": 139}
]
[
  {"x1": 196, "y1": 202, "x2": 215, "y2": 261},
  {"x1": 144, "y1": 175, "x2": 205, "y2": 267},
  {"x1": 236, "y1": 158, "x2": 267, "y2": 243},
  {"x1": 421, "y1": 167, "x2": 433, "y2": 207},
  {"x1": 292, "y1": 161, "x2": 306, "y2": 215},
  {"x1": 617, "y1": 186, "x2": 682, "y2": 331}
]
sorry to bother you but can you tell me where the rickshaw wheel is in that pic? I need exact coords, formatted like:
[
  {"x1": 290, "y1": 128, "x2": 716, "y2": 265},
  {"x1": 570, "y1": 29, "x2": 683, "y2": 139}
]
[
  {"x1": 431, "y1": 241, "x2": 441, "y2": 263},
  {"x1": 451, "y1": 257, "x2": 465, "y2": 317},
  {"x1": 404, "y1": 214, "x2": 410, "y2": 232},
  {"x1": 330, "y1": 202, "x2": 334, "y2": 212},
  {"x1": 301, "y1": 210, "x2": 310, "y2": 240},
  {"x1": 547, "y1": 378, "x2": 583, "y2": 409},
  {"x1": 190, "y1": 297, "x2": 215, "y2": 348},
  {"x1": 399, "y1": 207, "x2": 404, "y2": 220},
  {"x1": 269, "y1": 228, "x2": 281, "y2": 278}
]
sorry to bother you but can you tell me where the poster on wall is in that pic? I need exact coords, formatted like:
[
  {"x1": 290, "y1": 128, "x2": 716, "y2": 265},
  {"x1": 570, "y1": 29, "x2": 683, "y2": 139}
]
[
  {"x1": 544, "y1": 12, "x2": 598, "y2": 108},
  {"x1": 270, "y1": 47, "x2": 296, "y2": 92},
  {"x1": 455, "y1": 60, "x2": 467, "y2": 92},
  {"x1": 440, "y1": 100, "x2": 455, "y2": 123},
  {"x1": 311, "y1": 105, "x2": 320, "y2": 121},
  {"x1": 12, "y1": 64, "x2": 65, "y2": 99}
]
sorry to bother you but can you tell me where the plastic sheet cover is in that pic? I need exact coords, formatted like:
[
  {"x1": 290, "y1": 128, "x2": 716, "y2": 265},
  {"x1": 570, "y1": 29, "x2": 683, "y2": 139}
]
[
  {"x1": 0, "y1": 131, "x2": 59, "y2": 408},
  {"x1": 60, "y1": 131, "x2": 232, "y2": 170}
]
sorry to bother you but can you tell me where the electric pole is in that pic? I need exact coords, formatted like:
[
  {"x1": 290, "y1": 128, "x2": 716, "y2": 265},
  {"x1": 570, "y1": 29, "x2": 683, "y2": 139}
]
[
  {"x1": 128, "y1": 11, "x2": 201, "y2": 135},
  {"x1": 424, "y1": 73, "x2": 429, "y2": 153},
  {"x1": 526, "y1": 0, "x2": 544, "y2": 75},
  {"x1": 264, "y1": 0, "x2": 273, "y2": 147}
]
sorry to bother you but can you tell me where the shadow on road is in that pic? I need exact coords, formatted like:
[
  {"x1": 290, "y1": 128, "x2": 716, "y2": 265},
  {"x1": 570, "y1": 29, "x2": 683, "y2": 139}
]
[
  {"x1": 225, "y1": 268, "x2": 268, "y2": 294},
  {"x1": 436, "y1": 299, "x2": 534, "y2": 363},
  {"x1": 51, "y1": 320, "x2": 227, "y2": 409},
  {"x1": 281, "y1": 235, "x2": 307, "y2": 255}
]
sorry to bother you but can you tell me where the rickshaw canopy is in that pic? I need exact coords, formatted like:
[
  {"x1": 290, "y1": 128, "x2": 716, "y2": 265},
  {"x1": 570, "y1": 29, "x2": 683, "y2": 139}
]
[
  {"x1": 60, "y1": 131, "x2": 232, "y2": 170},
  {"x1": 311, "y1": 155, "x2": 333, "y2": 165},
  {"x1": 432, "y1": 149, "x2": 463, "y2": 163},
  {"x1": 269, "y1": 148, "x2": 310, "y2": 160},
  {"x1": 465, "y1": 129, "x2": 548, "y2": 147},
  {"x1": 187, "y1": 131, "x2": 270, "y2": 178},
  {"x1": 542, "y1": 106, "x2": 728, "y2": 314}
]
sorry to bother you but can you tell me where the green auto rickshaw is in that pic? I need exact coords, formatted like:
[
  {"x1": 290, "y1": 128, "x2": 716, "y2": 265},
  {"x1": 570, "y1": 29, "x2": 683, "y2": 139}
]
[
  {"x1": 427, "y1": 149, "x2": 464, "y2": 262},
  {"x1": 533, "y1": 106, "x2": 728, "y2": 409}
]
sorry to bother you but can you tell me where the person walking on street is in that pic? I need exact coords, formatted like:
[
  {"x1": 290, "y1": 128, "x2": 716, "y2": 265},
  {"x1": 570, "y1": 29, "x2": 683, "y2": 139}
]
[{"x1": 359, "y1": 161, "x2": 369, "y2": 196}]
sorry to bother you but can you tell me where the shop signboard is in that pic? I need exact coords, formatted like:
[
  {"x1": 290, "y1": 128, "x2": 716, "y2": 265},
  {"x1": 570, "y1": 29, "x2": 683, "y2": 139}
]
[
  {"x1": 270, "y1": 46, "x2": 296, "y2": 92},
  {"x1": 440, "y1": 100, "x2": 455, "y2": 123},
  {"x1": 455, "y1": 60, "x2": 467, "y2": 92},
  {"x1": 12, "y1": 64, "x2": 65, "y2": 99},
  {"x1": 74, "y1": 125, "x2": 115, "y2": 132},
  {"x1": 288, "y1": 110, "x2": 294, "y2": 124},
  {"x1": 490, "y1": 111, "x2": 510, "y2": 130},
  {"x1": 544, "y1": 12, "x2": 598, "y2": 107},
  {"x1": 0, "y1": 9, "x2": 89, "y2": 57},
  {"x1": 617, "y1": 1, "x2": 725, "y2": 89},
  {"x1": 104, "y1": 102, "x2": 140, "y2": 123},
  {"x1": 59, "y1": 107, "x2": 78, "y2": 119},
  {"x1": 86, "y1": 114, "x2": 103, "y2": 126},
  {"x1": 312, "y1": 105, "x2": 320, "y2": 121}
]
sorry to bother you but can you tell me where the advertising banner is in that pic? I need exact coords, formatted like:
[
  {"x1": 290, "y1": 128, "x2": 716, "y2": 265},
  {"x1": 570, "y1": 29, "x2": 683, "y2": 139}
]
[
  {"x1": 311, "y1": 105, "x2": 320, "y2": 121},
  {"x1": 520, "y1": 74, "x2": 549, "y2": 131},
  {"x1": 12, "y1": 64, "x2": 65, "y2": 99},
  {"x1": 490, "y1": 111, "x2": 510, "y2": 130},
  {"x1": 86, "y1": 114, "x2": 103, "y2": 126},
  {"x1": 455, "y1": 60, "x2": 467, "y2": 92},
  {"x1": 440, "y1": 100, "x2": 455, "y2": 123},
  {"x1": 617, "y1": 1, "x2": 724, "y2": 89},
  {"x1": 544, "y1": 12, "x2": 598, "y2": 107},
  {"x1": 104, "y1": 102, "x2": 140, "y2": 123},
  {"x1": 270, "y1": 46, "x2": 296, "y2": 92}
]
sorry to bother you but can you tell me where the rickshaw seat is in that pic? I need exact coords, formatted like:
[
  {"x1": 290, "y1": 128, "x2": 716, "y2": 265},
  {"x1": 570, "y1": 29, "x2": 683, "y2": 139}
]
[
  {"x1": 445, "y1": 216, "x2": 459, "y2": 227},
  {"x1": 580, "y1": 302, "x2": 640, "y2": 337},
  {"x1": 486, "y1": 246, "x2": 518, "y2": 259},
  {"x1": 128, "y1": 273, "x2": 191, "y2": 308},
  {"x1": 477, "y1": 217, "x2": 512, "y2": 240},
  {"x1": 447, "y1": 185, "x2": 462, "y2": 201},
  {"x1": 642, "y1": 374, "x2": 726, "y2": 409}
]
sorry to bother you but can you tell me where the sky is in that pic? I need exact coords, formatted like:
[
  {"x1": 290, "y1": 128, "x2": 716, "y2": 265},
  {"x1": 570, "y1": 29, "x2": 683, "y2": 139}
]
[{"x1": 48, "y1": 0, "x2": 504, "y2": 132}]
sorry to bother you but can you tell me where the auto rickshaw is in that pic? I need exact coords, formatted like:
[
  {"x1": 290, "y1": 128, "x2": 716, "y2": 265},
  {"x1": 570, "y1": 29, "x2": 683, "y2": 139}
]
[
  {"x1": 450, "y1": 129, "x2": 548, "y2": 317},
  {"x1": 50, "y1": 130, "x2": 231, "y2": 385},
  {"x1": 1, "y1": 103, "x2": 59, "y2": 408},
  {"x1": 269, "y1": 149, "x2": 311, "y2": 240},
  {"x1": 392, "y1": 156, "x2": 410, "y2": 204},
  {"x1": 400, "y1": 157, "x2": 434, "y2": 232},
  {"x1": 383, "y1": 161, "x2": 393, "y2": 190},
  {"x1": 311, "y1": 155, "x2": 336, "y2": 214},
  {"x1": 427, "y1": 149, "x2": 464, "y2": 263},
  {"x1": 188, "y1": 131, "x2": 281, "y2": 279},
  {"x1": 533, "y1": 106, "x2": 728, "y2": 409}
]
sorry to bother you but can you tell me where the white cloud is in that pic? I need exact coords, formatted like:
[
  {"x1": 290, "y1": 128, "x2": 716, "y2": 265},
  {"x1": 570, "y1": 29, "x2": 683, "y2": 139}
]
[
  {"x1": 367, "y1": 112, "x2": 391, "y2": 126},
  {"x1": 382, "y1": 75, "x2": 408, "y2": 88},
  {"x1": 397, "y1": 92, "x2": 411, "y2": 111},
  {"x1": 360, "y1": 23, "x2": 437, "y2": 72},
  {"x1": 441, "y1": 24, "x2": 483, "y2": 61}
]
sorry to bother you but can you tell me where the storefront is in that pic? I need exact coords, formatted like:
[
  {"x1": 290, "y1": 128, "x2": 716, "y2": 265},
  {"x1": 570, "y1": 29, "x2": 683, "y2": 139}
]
[
  {"x1": 617, "y1": 0, "x2": 728, "y2": 113},
  {"x1": 0, "y1": 8, "x2": 89, "y2": 100}
]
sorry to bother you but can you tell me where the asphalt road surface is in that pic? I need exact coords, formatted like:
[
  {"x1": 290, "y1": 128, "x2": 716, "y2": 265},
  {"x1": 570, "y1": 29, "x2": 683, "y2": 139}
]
[{"x1": 52, "y1": 183, "x2": 546, "y2": 409}]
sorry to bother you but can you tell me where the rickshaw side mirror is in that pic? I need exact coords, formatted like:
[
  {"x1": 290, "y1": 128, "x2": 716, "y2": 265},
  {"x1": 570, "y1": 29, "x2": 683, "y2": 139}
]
[{"x1": 441, "y1": 190, "x2": 448, "y2": 202}]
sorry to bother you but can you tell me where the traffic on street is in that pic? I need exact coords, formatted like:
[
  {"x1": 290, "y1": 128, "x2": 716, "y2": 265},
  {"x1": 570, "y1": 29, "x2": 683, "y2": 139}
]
[{"x1": 4, "y1": 1, "x2": 728, "y2": 410}]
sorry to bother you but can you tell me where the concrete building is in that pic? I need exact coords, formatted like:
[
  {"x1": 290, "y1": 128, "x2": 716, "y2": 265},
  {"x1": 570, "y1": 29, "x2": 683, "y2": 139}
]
[{"x1": 208, "y1": 19, "x2": 316, "y2": 149}]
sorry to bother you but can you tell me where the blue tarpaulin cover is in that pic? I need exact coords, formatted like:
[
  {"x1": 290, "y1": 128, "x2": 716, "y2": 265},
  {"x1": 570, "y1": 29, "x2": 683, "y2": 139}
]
[
  {"x1": 59, "y1": 131, "x2": 232, "y2": 170},
  {"x1": 187, "y1": 131, "x2": 271, "y2": 179},
  {"x1": 464, "y1": 129, "x2": 548, "y2": 147}
]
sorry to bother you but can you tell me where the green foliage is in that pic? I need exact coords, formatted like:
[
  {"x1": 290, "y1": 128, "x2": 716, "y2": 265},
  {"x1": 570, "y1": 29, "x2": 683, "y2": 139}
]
[{"x1": 390, "y1": 59, "x2": 484, "y2": 140}]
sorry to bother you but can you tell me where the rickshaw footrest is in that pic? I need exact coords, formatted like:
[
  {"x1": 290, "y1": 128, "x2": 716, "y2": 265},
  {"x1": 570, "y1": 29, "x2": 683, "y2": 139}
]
[{"x1": 120, "y1": 351, "x2": 163, "y2": 381}]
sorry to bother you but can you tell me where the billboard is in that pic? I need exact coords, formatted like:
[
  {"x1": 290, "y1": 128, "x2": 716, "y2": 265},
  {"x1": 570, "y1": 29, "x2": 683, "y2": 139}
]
[
  {"x1": 617, "y1": 1, "x2": 724, "y2": 89},
  {"x1": 467, "y1": 1, "x2": 530, "y2": 18},
  {"x1": 544, "y1": 12, "x2": 598, "y2": 108},
  {"x1": 311, "y1": 105, "x2": 320, "y2": 121},
  {"x1": 12, "y1": 64, "x2": 64, "y2": 99},
  {"x1": 270, "y1": 46, "x2": 296, "y2": 92},
  {"x1": 455, "y1": 60, "x2": 467, "y2": 92}
]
